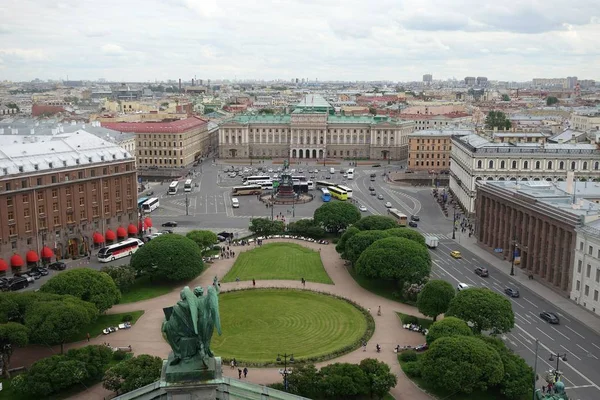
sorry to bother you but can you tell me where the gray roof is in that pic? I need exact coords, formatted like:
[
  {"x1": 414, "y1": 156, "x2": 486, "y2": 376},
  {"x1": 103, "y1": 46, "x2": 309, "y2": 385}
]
[
  {"x1": 409, "y1": 129, "x2": 473, "y2": 137},
  {"x1": 548, "y1": 129, "x2": 587, "y2": 143},
  {"x1": 0, "y1": 130, "x2": 134, "y2": 177},
  {"x1": 457, "y1": 133, "x2": 597, "y2": 150}
]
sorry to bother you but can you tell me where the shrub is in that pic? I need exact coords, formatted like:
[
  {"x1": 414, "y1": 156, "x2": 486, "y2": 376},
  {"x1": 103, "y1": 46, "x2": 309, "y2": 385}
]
[
  {"x1": 399, "y1": 350, "x2": 417, "y2": 362},
  {"x1": 401, "y1": 315, "x2": 419, "y2": 325},
  {"x1": 100, "y1": 265, "x2": 136, "y2": 292},
  {"x1": 121, "y1": 314, "x2": 133, "y2": 322},
  {"x1": 113, "y1": 350, "x2": 128, "y2": 361},
  {"x1": 402, "y1": 361, "x2": 421, "y2": 378}
]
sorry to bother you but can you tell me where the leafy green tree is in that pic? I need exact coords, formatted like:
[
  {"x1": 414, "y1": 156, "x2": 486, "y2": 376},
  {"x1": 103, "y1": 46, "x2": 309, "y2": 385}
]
[
  {"x1": 417, "y1": 280, "x2": 456, "y2": 321},
  {"x1": 287, "y1": 219, "x2": 326, "y2": 239},
  {"x1": 353, "y1": 215, "x2": 398, "y2": 231},
  {"x1": 385, "y1": 228, "x2": 426, "y2": 246},
  {"x1": 425, "y1": 316, "x2": 472, "y2": 345},
  {"x1": 355, "y1": 237, "x2": 431, "y2": 287},
  {"x1": 318, "y1": 362, "x2": 369, "y2": 399},
  {"x1": 345, "y1": 230, "x2": 389, "y2": 265},
  {"x1": 501, "y1": 94, "x2": 510, "y2": 101},
  {"x1": 102, "y1": 354, "x2": 163, "y2": 395},
  {"x1": 130, "y1": 234, "x2": 205, "y2": 282},
  {"x1": 283, "y1": 363, "x2": 321, "y2": 399},
  {"x1": 485, "y1": 110, "x2": 512, "y2": 130},
  {"x1": 40, "y1": 268, "x2": 120, "y2": 312},
  {"x1": 446, "y1": 287, "x2": 514, "y2": 334},
  {"x1": 186, "y1": 230, "x2": 218, "y2": 253},
  {"x1": 368, "y1": 106, "x2": 377, "y2": 115},
  {"x1": 314, "y1": 202, "x2": 361, "y2": 233},
  {"x1": 420, "y1": 336, "x2": 504, "y2": 394},
  {"x1": 0, "y1": 322, "x2": 29, "y2": 378},
  {"x1": 546, "y1": 96, "x2": 559, "y2": 106},
  {"x1": 67, "y1": 345, "x2": 113, "y2": 379},
  {"x1": 11, "y1": 355, "x2": 88, "y2": 396},
  {"x1": 25, "y1": 299, "x2": 98, "y2": 353},
  {"x1": 249, "y1": 218, "x2": 285, "y2": 236},
  {"x1": 359, "y1": 358, "x2": 397, "y2": 399},
  {"x1": 335, "y1": 226, "x2": 360, "y2": 255},
  {"x1": 100, "y1": 265, "x2": 136, "y2": 292}
]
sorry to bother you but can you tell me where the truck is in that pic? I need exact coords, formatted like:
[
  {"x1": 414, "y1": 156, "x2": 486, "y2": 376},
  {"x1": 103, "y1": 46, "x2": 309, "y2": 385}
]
[{"x1": 425, "y1": 236, "x2": 439, "y2": 249}]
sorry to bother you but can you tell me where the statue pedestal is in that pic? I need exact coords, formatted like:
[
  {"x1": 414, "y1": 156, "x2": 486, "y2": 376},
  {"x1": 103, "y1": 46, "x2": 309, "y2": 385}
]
[{"x1": 160, "y1": 354, "x2": 223, "y2": 400}]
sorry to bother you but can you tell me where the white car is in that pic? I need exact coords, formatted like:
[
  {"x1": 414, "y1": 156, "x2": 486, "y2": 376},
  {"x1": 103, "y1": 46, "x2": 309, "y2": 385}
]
[
  {"x1": 268, "y1": 168, "x2": 274, "y2": 173},
  {"x1": 359, "y1": 205, "x2": 368, "y2": 212},
  {"x1": 385, "y1": 202, "x2": 392, "y2": 208},
  {"x1": 457, "y1": 283, "x2": 471, "y2": 291}
]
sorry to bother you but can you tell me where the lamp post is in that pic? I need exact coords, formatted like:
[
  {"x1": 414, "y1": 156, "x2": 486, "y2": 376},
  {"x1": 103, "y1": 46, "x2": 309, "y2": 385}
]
[
  {"x1": 277, "y1": 353, "x2": 294, "y2": 391},
  {"x1": 532, "y1": 339, "x2": 539, "y2": 400},
  {"x1": 452, "y1": 206, "x2": 457, "y2": 240},
  {"x1": 510, "y1": 236, "x2": 519, "y2": 276},
  {"x1": 549, "y1": 351, "x2": 567, "y2": 381}
]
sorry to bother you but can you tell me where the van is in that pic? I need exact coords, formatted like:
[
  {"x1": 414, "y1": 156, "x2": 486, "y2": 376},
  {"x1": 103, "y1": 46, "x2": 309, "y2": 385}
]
[
  {"x1": 231, "y1": 198, "x2": 239, "y2": 208},
  {"x1": 329, "y1": 167, "x2": 335, "y2": 174}
]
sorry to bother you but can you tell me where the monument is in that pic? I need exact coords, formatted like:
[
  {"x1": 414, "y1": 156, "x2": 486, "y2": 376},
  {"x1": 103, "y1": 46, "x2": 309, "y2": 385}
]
[
  {"x1": 276, "y1": 159, "x2": 295, "y2": 199},
  {"x1": 534, "y1": 381, "x2": 569, "y2": 400}
]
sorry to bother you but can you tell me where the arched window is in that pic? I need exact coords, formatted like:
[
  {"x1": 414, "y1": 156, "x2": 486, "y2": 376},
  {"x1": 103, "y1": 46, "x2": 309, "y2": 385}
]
[
  {"x1": 595, "y1": 161, "x2": 599, "y2": 170},
  {"x1": 583, "y1": 161, "x2": 588, "y2": 170},
  {"x1": 500, "y1": 161, "x2": 505, "y2": 169},
  {"x1": 547, "y1": 161, "x2": 553, "y2": 169},
  {"x1": 523, "y1": 161, "x2": 529, "y2": 169},
  {"x1": 559, "y1": 161, "x2": 565, "y2": 170},
  {"x1": 488, "y1": 160, "x2": 494, "y2": 169},
  {"x1": 571, "y1": 161, "x2": 576, "y2": 170},
  {"x1": 477, "y1": 160, "x2": 483, "y2": 169},
  {"x1": 511, "y1": 160, "x2": 517, "y2": 169},
  {"x1": 535, "y1": 161, "x2": 541, "y2": 169}
]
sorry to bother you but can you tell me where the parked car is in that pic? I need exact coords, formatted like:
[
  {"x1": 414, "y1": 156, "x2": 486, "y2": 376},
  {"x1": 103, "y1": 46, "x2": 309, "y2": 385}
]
[
  {"x1": 160, "y1": 229, "x2": 174, "y2": 234},
  {"x1": 326, "y1": 175, "x2": 332, "y2": 179},
  {"x1": 15, "y1": 273, "x2": 35, "y2": 284},
  {"x1": 359, "y1": 205, "x2": 368, "y2": 212},
  {"x1": 378, "y1": 194, "x2": 384, "y2": 200},
  {"x1": 474, "y1": 267, "x2": 489, "y2": 277},
  {"x1": 408, "y1": 221, "x2": 418, "y2": 227},
  {"x1": 32, "y1": 266, "x2": 49, "y2": 276},
  {"x1": 457, "y1": 282, "x2": 471, "y2": 291},
  {"x1": 48, "y1": 261, "x2": 67, "y2": 271},
  {"x1": 504, "y1": 287, "x2": 520, "y2": 298},
  {"x1": 7, "y1": 277, "x2": 29, "y2": 291},
  {"x1": 450, "y1": 250, "x2": 462, "y2": 259},
  {"x1": 411, "y1": 215, "x2": 420, "y2": 221},
  {"x1": 27, "y1": 270, "x2": 42, "y2": 280},
  {"x1": 162, "y1": 221, "x2": 178, "y2": 227},
  {"x1": 372, "y1": 164, "x2": 381, "y2": 167},
  {"x1": 539, "y1": 311, "x2": 560, "y2": 324}
]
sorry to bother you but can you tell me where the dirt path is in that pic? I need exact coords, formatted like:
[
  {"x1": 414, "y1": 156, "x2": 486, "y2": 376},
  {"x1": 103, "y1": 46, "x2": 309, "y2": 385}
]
[{"x1": 15, "y1": 239, "x2": 432, "y2": 400}]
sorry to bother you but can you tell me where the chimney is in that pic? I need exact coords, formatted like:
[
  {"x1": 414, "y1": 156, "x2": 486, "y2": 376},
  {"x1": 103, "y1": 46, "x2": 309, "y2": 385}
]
[{"x1": 565, "y1": 171, "x2": 575, "y2": 194}]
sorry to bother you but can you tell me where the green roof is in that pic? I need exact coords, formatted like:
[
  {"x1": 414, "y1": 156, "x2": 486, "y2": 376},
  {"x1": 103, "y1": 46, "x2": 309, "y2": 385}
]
[
  {"x1": 292, "y1": 94, "x2": 332, "y2": 114},
  {"x1": 327, "y1": 115, "x2": 406, "y2": 125},
  {"x1": 231, "y1": 114, "x2": 291, "y2": 124}
]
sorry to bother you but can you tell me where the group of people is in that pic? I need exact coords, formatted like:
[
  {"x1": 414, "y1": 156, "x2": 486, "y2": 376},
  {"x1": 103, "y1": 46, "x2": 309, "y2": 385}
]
[
  {"x1": 229, "y1": 359, "x2": 249, "y2": 379},
  {"x1": 220, "y1": 246, "x2": 236, "y2": 259}
]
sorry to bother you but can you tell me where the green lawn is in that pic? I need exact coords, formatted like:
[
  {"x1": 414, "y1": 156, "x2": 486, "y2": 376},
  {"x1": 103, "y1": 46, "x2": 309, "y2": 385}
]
[
  {"x1": 211, "y1": 289, "x2": 367, "y2": 363},
  {"x1": 396, "y1": 312, "x2": 434, "y2": 329},
  {"x1": 69, "y1": 310, "x2": 145, "y2": 342},
  {"x1": 222, "y1": 243, "x2": 333, "y2": 284},
  {"x1": 119, "y1": 275, "x2": 178, "y2": 304},
  {"x1": 348, "y1": 266, "x2": 413, "y2": 304}
]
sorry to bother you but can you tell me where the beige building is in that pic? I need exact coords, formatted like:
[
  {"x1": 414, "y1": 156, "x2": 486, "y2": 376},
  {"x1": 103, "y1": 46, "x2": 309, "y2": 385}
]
[
  {"x1": 571, "y1": 112, "x2": 600, "y2": 133},
  {"x1": 219, "y1": 95, "x2": 414, "y2": 160},
  {"x1": 407, "y1": 130, "x2": 470, "y2": 172}
]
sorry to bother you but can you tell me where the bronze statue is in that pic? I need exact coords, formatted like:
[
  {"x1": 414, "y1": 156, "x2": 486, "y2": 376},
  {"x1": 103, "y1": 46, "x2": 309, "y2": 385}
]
[{"x1": 535, "y1": 381, "x2": 569, "y2": 400}]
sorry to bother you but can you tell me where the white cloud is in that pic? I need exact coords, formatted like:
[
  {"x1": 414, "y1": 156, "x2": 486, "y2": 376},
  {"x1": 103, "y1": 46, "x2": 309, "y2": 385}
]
[{"x1": 0, "y1": 0, "x2": 598, "y2": 81}]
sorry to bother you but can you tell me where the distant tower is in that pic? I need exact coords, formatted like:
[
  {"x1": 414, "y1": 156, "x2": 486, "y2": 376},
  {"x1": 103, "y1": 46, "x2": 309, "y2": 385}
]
[{"x1": 423, "y1": 74, "x2": 432, "y2": 85}]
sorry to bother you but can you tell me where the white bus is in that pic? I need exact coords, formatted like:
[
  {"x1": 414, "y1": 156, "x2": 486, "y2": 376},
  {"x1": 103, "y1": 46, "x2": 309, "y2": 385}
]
[
  {"x1": 346, "y1": 168, "x2": 355, "y2": 180},
  {"x1": 335, "y1": 184, "x2": 353, "y2": 199},
  {"x1": 142, "y1": 197, "x2": 160, "y2": 213},
  {"x1": 168, "y1": 181, "x2": 179, "y2": 195},
  {"x1": 98, "y1": 238, "x2": 144, "y2": 263},
  {"x1": 291, "y1": 175, "x2": 308, "y2": 182},
  {"x1": 387, "y1": 208, "x2": 408, "y2": 226},
  {"x1": 261, "y1": 182, "x2": 274, "y2": 190},
  {"x1": 307, "y1": 180, "x2": 314, "y2": 190},
  {"x1": 243, "y1": 175, "x2": 271, "y2": 184},
  {"x1": 184, "y1": 179, "x2": 193, "y2": 192}
]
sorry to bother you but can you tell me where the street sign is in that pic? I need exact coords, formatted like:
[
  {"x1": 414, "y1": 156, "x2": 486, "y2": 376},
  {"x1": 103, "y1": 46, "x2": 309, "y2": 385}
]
[{"x1": 494, "y1": 248, "x2": 503, "y2": 253}]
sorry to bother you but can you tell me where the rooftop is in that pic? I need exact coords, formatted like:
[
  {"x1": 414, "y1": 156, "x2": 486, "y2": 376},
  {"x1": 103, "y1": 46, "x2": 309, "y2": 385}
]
[
  {"x1": 101, "y1": 116, "x2": 208, "y2": 133},
  {"x1": 409, "y1": 129, "x2": 473, "y2": 137},
  {"x1": 456, "y1": 134, "x2": 599, "y2": 154}
]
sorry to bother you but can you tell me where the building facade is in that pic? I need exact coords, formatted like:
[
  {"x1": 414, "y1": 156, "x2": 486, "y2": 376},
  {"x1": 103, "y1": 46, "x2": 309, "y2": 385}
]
[
  {"x1": 218, "y1": 95, "x2": 414, "y2": 160},
  {"x1": 449, "y1": 133, "x2": 600, "y2": 213},
  {"x1": 571, "y1": 221, "x2": 600, "y2": 315},
  {"x1": 571, "y1": 112, "x2": 600, "y2": 133},
  {"x1": 407, "y1": 130, "x2": 470, "y2": 172},
  {"x1": 0, "y1": 131, "x2": 138, "y2": 270}
]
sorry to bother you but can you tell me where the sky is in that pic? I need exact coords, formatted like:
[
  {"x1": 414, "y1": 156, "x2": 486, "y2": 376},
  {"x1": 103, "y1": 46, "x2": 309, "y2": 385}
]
[{"x1": 1, "y1": 0, "x2": 599, "y2": 83}]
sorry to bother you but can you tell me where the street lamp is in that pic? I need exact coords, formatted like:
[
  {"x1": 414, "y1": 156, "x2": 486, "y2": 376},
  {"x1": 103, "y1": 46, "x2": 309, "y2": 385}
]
[
  {"x1": 277, "y1": 353, "x2": 294, "y2": 391},
  {"x1": 452, "y1": 206, "x2": 457, "y2": 240},
  {"x1": 549, "y1": 352, "x2": 567, "y2": 381},
  {"x1": 510, "y1": 237, "x2": 519, "y2": 276}
]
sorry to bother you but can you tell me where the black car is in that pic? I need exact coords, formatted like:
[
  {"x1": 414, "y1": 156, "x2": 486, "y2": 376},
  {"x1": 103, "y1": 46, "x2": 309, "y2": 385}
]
[
  {"x1": 370, "y1": 191, "x2": 377, "y2": 196},
  {"x1": 369, "y1": 186, "x2": 375, "y2": 191},
  {"x1": 27, "y1": 270, "x2": 42, "y2": 280},
  {"x1": 162, "y1": 221, "x2": 178, "y2": 227},
  {"x1": 325, "y1": 175, "x2": 331, "y2": 179},
  {"x1": 33, "y1": 267, "x2": 49, "y2": 276},
  {"x1": 160, "y1": 229, "x2": 174, "y2": 234},
  {"x1": 474, "y1": 267, "x2": 489, "y2": 277},
  {"x1": 408, "y1": 221, "x2": 418, "y2": 227},
  {"x1": 7, "y1": 277, "x2": 29, "y2": 291},
  {"x1": 372, "y1": 164, "x2": 381, "y2": 167},
  {"x1": 504, "y1": 287, "x2": 520, "y2": 298},
  {"x1": 540, "y1": 311, "x2": 560, "y2": 324},
  {"x1": 411, "y1": 215, "x2": 420, "y2": 221},
  {"x1": 48, "y1": 261, "x2": 67, "y2": 271}
]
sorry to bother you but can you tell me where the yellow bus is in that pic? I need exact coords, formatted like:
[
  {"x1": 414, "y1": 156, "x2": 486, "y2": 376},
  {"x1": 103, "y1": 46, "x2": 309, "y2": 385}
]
[
  {"x1": 328, "y1": 186, "x2": 348, "y2": 201},
  {"x1": 387, "y1": 208, "x2": 408, "y2": 226},
  {"x1": 232, "y1": 185, "x2": 263, "y2": 196}
]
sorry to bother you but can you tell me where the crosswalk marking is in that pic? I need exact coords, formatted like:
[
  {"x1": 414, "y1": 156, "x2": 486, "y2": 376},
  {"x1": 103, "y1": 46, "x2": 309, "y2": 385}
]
[{"x1": 419, "y1": 232, "x2": 454, "y2": 240}]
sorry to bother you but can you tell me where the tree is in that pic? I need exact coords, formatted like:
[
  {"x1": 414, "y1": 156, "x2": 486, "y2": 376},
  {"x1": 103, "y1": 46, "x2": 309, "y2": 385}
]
[
  {"x1": 446, "y1": 287, "x2": 514, "y2": 334},
  {"x1": 344, "y1": 230, "x2": 389, "y2": 265},
  {"x1": 501, "y1": 94, "x2": 510, "y2": 101},
  {"x1": 425, "y1": 316, "x2": 472, "y2": 345},
  {"x1": 186, "y1": 230, "x2": 218, "y2": 254},
  {"x1": 100, "y1": 264, "x2": 136, "y2": 292},
  {"x1": 318, "y1": 362, "x2": 369, "y2": 399},
  {"x1": 355, "y1": 237, "x2": 431, "y2": 287},
  {"x1": 249, "y1": 218, "x2": 285, "y2": 236},
  {"x1": 335, "y1": 226, "x2": 360, "y2": 255},
  {"x1": 368, "y1": 106, "x2": 377, "y2": 115},
  {"x1": 546, "y1": 96, "x2": 559, "y2": 106},
  {"x1": 130, "y1": 234, "x2": 205, "y2": 282},
  {"x1": 485, "y1": 110, "x2": 512, "y2": 130},
  {"x1": 283, "y1": 363, "x2": 321, "y2": 399},
  {"x1": 359, "y1": 358, "x2": 397, "y2": 399},
  {"x1": 353, "y1": 215, "x2": 398, "y2": 231},
  {"x1": 0, "y1": 322, "x2": 28, "y2": 378},
  {"x1": 314, "y1": 202, "x2": 361, "y2": 233},
  {"x1": 102, "y1": 354, "x2": 163, "y2": 395},
  {"x1": 67, "y1": 345, "x2": 113, "y2": 379},
  {"x1": 417, "y1": 280, "x2": 456, "y2": 321},
  {"x1": 420, "y1": 336, "x2": 504, "y2": 394},
  {"x1": 385, "y1": 228, "x2": 426, "y2": 246},
  {"x1": 11, "y1": 355, "x2": 88, "y2": 396},
  {"x1": 40, "y1": 268, "x2": 120, "y2": 313},
  {"x1": 287, "y1": 219, "x2": 326, "y2": 239}
]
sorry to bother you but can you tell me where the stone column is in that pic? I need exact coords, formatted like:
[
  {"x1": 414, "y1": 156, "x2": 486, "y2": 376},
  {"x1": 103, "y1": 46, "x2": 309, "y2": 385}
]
[
  {"x1": 559, "y1": 231, "x2": 571, "y2": 290},
  {"x1": 538, "y1": 220, "x2": 548, "y2": 277},
  {"x1": 477, "y1": 194, "x2": 486, "y2": 243},
  {"x1": 551, "y1": 228, "x2": 563, "y2": 284},
  {"x1": 544, "y1": 224, "x2": 555, "y2": 280}
]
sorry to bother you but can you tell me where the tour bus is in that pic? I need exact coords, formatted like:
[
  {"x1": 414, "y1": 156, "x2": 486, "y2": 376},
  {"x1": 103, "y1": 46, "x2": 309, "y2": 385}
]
[
  {"x1": 334, "y1": 184, "x2": 353, "y2": 199},
  {"x1": 291, "y1": 175, "x2": 308, "y2": 182},
  {"x1": 261, "y1": 182, "x2": 274, "y2": 190},
  {"x1": 346, "y1": 168, "x2": 355, "y2": 180},
  {"x1": 142, "y1": 197, "x2": 160, "y2": 213},
  {"x1": 168, "y1": 181, "x2": 179, "y2": 195},
  {"x1": 184, "y1": 179, "x2": 193, "y2": 192},
  {"x1": 98, "y1": 238, "x2": 144, "y2": 263},
  {"x1": 320, "y1": 188, "x2": 332, "y2": 202},
  {"x1": 387, "y1": 208, "x2": 408, "y2": 226},
  {"x1": 243, "y1": 175, "x2": 271, "y2": 184},
  {"x1": 137, "y1": 197, "x2": 149, "y2": 209},
  {"x1": 232, "y1": 185, "x2": 263, "y2": 196},
  {"x1": 315, "y1": 180, "x2": 331, "y2": 189},
  {"x1": 328, "y1": 186, "x2": 348, "y2": 201}
]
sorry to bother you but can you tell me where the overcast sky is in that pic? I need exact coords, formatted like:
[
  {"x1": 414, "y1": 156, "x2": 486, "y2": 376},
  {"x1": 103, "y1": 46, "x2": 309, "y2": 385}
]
[{"x1": 1, "y1": 0, "x2": 599, "y2": 82}]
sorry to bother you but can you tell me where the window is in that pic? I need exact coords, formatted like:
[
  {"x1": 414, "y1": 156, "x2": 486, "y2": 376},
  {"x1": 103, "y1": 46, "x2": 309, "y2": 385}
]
[
  {"x1": 79, "y1": 197, "x2": 85, "y2": 206},
  {"x1": 477, "y1": 160, "x2": 482, "y2": 169},
  {"x1": 38, "y1": 205, "x2": 45, "y2": 214},
  {"x1": 24, "y1": 208, "x2": 30, "y2": 217},
  {"x1": 7, "y1": 210, "x2": 14, "y2": 220},
  {"x1": 80, "y1": 210, "x2": 86, "y2": 220},
  {"x1": 548, "y1": 161, "x2": 553, "y2": 169},
  {"x1": 535, "y1": 161, "x2": 541, "y2": 169},
  {"x1": 595, "y1": 290, "x2": 599, "y2": 301},
  {"x1": 65, "y1": 187, "x2": 71, "y2": 195},
  {"x1": 523, "y1": 161, "x2": 529, "y2": 169},
  {"x1": 580, "y1": 241, "x2": 584, "y2": 251},
  {"x1": 585, "y1": 285, "x2": 589, "y2": 296},
  {"x1": 53, "y1": 202, "x2": 58, "y2": 211},
  {"x1": 9, "y1": 225, "x2": 16, "y2": 236},
  {"x1": 78, "y1": 171, "x2": 84, "y2": 179},
  {"x1": 511, "y1": 160, "x2": 517, "y2": 169},
  {"x1": 571, "y1": 161, "x2": 576, "y2": 170},
  {"x1": 36, "y1": 177, "x2": 42, "y2": 186},
  {"x1": 6, "y1": 196, "x2": 13, "y2": 206},
  {"x1": 590, "y1": 246, "x2": 594, "y2": 255},
  {"x1": 52, "y1": 189, "x2": 57, "y2": 198},
  {"x1": 587, "y1": 264, "x2": 591, "y2": 278},
  {"x1": 22, "y1": 194, "x2": 29, "y2": 203},
  {"x1": 66, "y1": 199, "x2": 72, "y2": 208},
  {"x1": 25, "y1": 222, "x2": 31, "y2": 232},
  {"x1": 488, "y1": 160, "x2": 494, "y2": 169},
  {"x1": 596, "y1": 269, "x2": 600, "y2": 283},
  {"x1": 104, "y1": 204, "x2": 110, "y2": 213},
  {"x1": 92, "y1": 206, "x2": 99, "y2": 216},
  {"x1": 576, "y1": 280, "x2": 581, "y2": 290},
  {"x1": 578, "y1": 259, "x2": 583, "y2": 273},
  {"x1": 21, "y1": 179, "x2": 27, "y2": 188},
  {"x1": 37, "y1": 192, "x2": 43, "y2": 201},
  {"x1": 559, "y1": 161, "x2": 565, "y2": 170},
  {"x1": 78, "y1": 184, "x2": 84, "y2": 193},
  {"x1": 500, "y1": 161, "x2": 505, "y2": 169},
  {"x1": 583, "y1": 162, "x2": 588, "y2": 170}
]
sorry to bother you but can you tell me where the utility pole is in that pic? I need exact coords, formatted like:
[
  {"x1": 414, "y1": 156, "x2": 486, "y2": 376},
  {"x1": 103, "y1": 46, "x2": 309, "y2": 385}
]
[
  {"x1": 185, "y1": 194, "x2": 189, "y2": 216},
  {"x1": 510, "y1": 236, "x2": 518, "y2": 276}
]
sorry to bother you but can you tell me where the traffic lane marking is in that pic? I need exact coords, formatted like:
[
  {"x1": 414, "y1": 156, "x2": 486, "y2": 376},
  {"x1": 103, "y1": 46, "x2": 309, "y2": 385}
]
[{"x1": 566, "y1": 325, "x2": 585, "y2": 340}]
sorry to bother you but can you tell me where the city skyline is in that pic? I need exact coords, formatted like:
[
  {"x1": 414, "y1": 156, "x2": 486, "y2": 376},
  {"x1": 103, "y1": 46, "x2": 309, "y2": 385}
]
[{"x1": 0, "y1": 0, "x2": 599, "y2": 82}]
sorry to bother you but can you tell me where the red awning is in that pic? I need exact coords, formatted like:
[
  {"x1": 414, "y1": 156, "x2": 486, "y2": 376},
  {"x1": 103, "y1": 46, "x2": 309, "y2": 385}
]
[
  {"x1": 93, "y1": 232, "x2": 104, "y2": 244},
  {"x1": 144, "y1": 217, "x2": 153, "y2": 228},
  {"x1": 41, "y1": 246, "x2": 54, "y2": 259},
  {"x1": 10, "y1": 254, "x2": 24, "y2": 268},
  {"x1": 0, "y1": 259, "x2": 8, "y2": 272},
  {"x1": 128, "y1": 224, "x2": 138, "y2": 235},
  {"x1": 105, "y1": 229, "x2": 116, "y2": 241},
  {"x1": 116, "y1": 226, "x2": 127, "y2": 238},
  {"x1": 26, "y1": 250, "x2": 39, "y2": 263}
]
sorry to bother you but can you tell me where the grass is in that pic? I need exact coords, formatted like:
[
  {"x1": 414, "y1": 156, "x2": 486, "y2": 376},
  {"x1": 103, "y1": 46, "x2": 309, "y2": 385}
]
[
  {"x1": 348, "y1": 267, "x2": 414, "y2": 304},
  {"x1": 396, "y1": 312, "x2": 434, "y2": 329},
  {"x1": 211, "y1": 289, "x2": 367, "y2": 363},
  {"x1": 222, "y1": 242, "x2": 333, "y2": 284},
  {"x1": 119, "y1": 275, "x2": 178, "y2": 304},
  {"x1": 69, "y1": 310, "x2": 145, "y2": 342}
]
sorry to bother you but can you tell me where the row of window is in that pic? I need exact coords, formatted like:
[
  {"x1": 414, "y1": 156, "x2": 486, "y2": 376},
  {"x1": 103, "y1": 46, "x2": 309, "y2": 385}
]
[
  {"x1": 138, "y1": 158, "x2": 184, "y2": 165},
  {"x1": 224, "y1": 128, "x2": 400, "y2": 135},
  {"x1": 578, "y1": 242, "x2": 600, "y2": 259},
  {"x1": 138, "y1": 141, "x2": 184, "y2": 148},
  {"x1": 138, "y1": 149, "x2": 184, "y2": 156},
  {"x1": 409, "y1": 161, "x2": 448, "y2": 167},
  {"x1": 414, "y1": 154, "x2": 447, "y2": 159},
  {"x1": 575, "y1": 280, "x2": 599, "y2": 301},
  {"x1": 414, "y1": 145, "x2": 450, "y2": 151},
  {"x1": 137, "y1": 134, "x2": 184, "y2": 140},
  {"x1": 413, "y1": 138, "x2": 451, "y2": 144},
  {"x1": 476, "y1": 160, "x2": 600, "y2": 171},
  {"x1": 224, "y1": 136, "x2": 398, "y2": 145}
]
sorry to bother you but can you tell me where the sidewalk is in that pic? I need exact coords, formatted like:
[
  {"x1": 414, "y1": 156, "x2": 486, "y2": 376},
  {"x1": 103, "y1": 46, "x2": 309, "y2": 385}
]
[{"x1": 455, "y1": 231, "x2": 600, "y2": 336}]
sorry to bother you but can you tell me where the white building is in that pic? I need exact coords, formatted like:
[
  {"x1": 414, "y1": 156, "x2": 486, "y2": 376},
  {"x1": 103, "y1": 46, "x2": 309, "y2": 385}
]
[
  {"x1": 449, "y1": 133, "x2": 600, "y2": 213},
  {"x1": 572, "y1": 221, "x2": 600, "y2": 315}
]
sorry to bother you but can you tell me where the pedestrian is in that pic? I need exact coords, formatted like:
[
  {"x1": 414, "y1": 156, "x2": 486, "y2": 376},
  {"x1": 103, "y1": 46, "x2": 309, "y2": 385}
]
[
  {"x1": 230, "y1": 360, "x2": 235, "y2": 369},
  {"x1": 243, "y1": 367, "x2": 248, "y2": 378},
  {"x1": 238, "y1": 368, "x2": 242, "y2": 379},
  {"x1": 363, "y1": 341, "x2": 367, "y2": 351},
  {"x1": 252, "y1": 279, "x2": 256, "y2": 287},
  {"x1": 542, "y1": 385, "x2": 546, "y2": 394},
  {"x1": 233, "y1": 358, "x2": 237, "y2": 367},
  {"x1": 87, "y1": 332, "x2": 90, "y2": 342}
]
